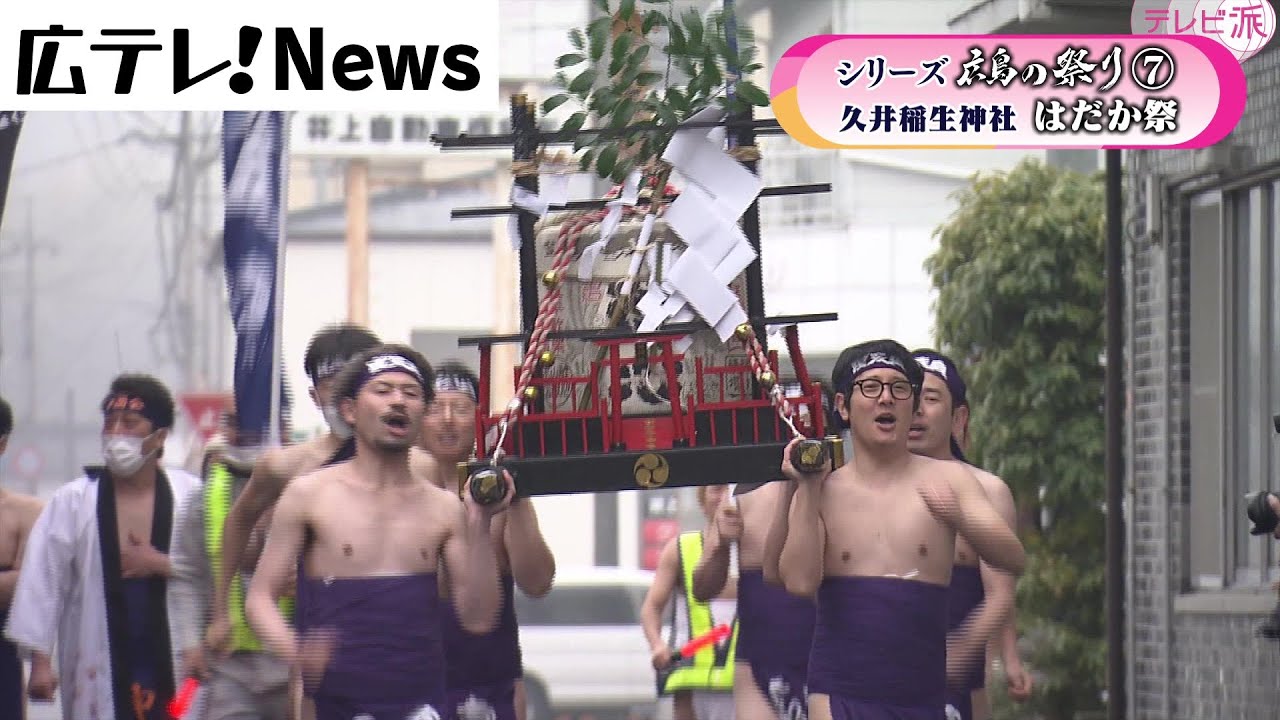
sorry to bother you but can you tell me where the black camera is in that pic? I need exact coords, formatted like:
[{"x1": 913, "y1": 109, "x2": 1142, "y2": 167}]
[
  {"x1": 1249, "y1": 490, "x2": 1280, "y2": 639},
  {"x1": 1253, "y1": 416, "x2": 1280, "y2": 640}
]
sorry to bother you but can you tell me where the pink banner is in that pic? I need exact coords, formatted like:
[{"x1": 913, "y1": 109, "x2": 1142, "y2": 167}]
[{"x1": 770, "y1": 35, "x2": 1247, "y2": 150}]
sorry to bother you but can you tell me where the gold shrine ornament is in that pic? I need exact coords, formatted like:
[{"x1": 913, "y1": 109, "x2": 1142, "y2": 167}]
[{"x1": 633, "y1": 453, "x2": 670, "y2": 489}]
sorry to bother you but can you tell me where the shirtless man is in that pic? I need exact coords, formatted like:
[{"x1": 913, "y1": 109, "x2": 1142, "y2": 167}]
[
  {"x1": 246, "y1": 344, "x2": 510, "y2": 720},
  {"x1": 207, "y1": 322, "x2": 384, "y2": 654},
  {"x1": 691, "y1": 479, "x2": 815, "y2": 720},
  {"x1": 0, "y1": 396, "x2": 52, "y2": 719},
  {"x1": 418, "y1": 360, "x2": 556, "y2": 720},
  {"x1": 908, "y1": 350, "x2": 1031, "y2": 720},
  {"x1": 778, "y1": 339, "x2": 1026, "y2": 720}
]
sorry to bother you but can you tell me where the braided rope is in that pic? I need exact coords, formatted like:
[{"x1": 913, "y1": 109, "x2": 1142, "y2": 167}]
[
  {"x1": 491, "y1": 206, "x2": 640, "y2": 462},
  {"x1": 741, "y1": 331, "x2": 802, "y2": 438}
]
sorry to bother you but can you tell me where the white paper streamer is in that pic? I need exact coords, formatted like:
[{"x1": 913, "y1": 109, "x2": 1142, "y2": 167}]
[{"x1": 629, "y1": 106, "x2": 763, "y2": 341}]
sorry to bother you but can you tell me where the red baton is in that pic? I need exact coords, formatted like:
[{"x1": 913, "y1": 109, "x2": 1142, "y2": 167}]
[
  {"x1": 671, "y1": 623, "x2": 732, "y2": 662},
  {"x1": 168, "y1": 677, "x2": 200, "y2": 719}
]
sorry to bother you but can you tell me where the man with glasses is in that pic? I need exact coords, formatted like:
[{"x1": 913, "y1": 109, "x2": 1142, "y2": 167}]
[
  {"x1": 777, "y1": 339, "x2": 1025, "y2": 720},
  {"x1": 908, "y1": 350, "x2": 1031, "y2": 720},
  {"x1": 418, "y1": 360, "x2": 556, "y2": 720}
]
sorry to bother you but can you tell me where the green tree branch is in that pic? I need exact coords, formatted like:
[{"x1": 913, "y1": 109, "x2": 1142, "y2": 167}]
[{"x1": 926, "y1": 158, "x2": 1107, "y2": 720}]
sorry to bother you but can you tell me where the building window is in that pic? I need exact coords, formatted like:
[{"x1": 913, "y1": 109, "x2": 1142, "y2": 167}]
[
  {"x1": 759, "y1": 137, "x2": 837, "y2": 228},
  {"x1": 436, "y1": 118, "x2": 460, "y2": 138},
  {"x1": 1188, "y1": 190, "x2": 1224, "y2": 588},
  {"x1": 1187, "y1": 181, "x2": 1279, "y2": 589}
]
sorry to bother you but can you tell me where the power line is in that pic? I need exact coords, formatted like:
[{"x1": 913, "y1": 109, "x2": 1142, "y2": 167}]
[{"x1": 9, "y1": 133, "x2": 135, "y2": 175}]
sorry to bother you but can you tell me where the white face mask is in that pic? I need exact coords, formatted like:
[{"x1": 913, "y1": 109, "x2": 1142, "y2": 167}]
[
  {"x1": 323, "y1": 405, "x2": 353, "y2": 440},
  {"x1": 102, "y1": 434, "x2": 157, "y2": 477}
]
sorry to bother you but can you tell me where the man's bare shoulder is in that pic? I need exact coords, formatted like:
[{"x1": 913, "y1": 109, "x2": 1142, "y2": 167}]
[
  {"x1": 424, "y1": 480, "x2": 464, "y2": 515},
  {"x1": 826, "y1": 462, "x2": 858, "y2": 485},
  {"x1": 0, "y1": 490, "x2": 41, "y2": 510},
  {"x1": 281, "y1": 463, "x2": 343, "y2": 502},
  {"x1": 408, "y1": 447, "x2": 444, "y2": 486},
  {"x1": 738, "y1": 479, "x2": 786, "y2": 509},
  {"x1": 0, "y1": 491, "x2": 42, "y2": 522},
  {"x1": 967, "y1": 464, "x2": 1012, "y2": 496},
  {"x1": 966, "y1": 464, "x2": 1016, "y2": 522},
  {"x1": 919, "y1": 454, "x2": 981, "y2": 486}
]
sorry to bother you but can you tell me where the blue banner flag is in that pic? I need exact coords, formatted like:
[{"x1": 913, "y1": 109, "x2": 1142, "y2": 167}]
[{"x1": 221, "y1": 111, "x2": 287, "y2": 445}]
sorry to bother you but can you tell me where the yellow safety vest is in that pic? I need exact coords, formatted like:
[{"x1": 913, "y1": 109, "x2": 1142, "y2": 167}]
[
  {"x1": 661, "y1": 531, "x2": 738, "y2": 693},
  {"x1": 205, "y1": 462, "x2": 293, "y2": 653}
]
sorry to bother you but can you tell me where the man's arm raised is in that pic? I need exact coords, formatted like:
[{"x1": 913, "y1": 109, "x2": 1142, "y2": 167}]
[
  {"x1": 779, "y1": 437, "x2": 827, "y2": 597},
  {"x1": 503, "y1": 498, "x2": 556, "y2": 599},
  {"x1": 244, "y1": 477, "x2": 311, "y2": 665},
  {"x1": 926, "y1": 463, "x2": 1025, "y2": 576},
  {"x1": 945, "y1": 478, "x2": 1017, "y2": 687},
  {"x1": 442, "y1": 474, "x2": 510, "y2": 635},
  {"x1": 209, "y1": 451, "x2": 288, "y2": 651},
  {"x1": 691, "y1": 495, "x2": 738, "y2": 602},
  {"x1": 762, "y1": 481, "x2": 797, "y2": 586}
]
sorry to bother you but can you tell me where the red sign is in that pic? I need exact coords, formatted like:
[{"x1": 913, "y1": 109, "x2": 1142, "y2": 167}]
[
  {"x1": 640, "y1": 519, "x2": 680, "y2": 570},
  {"x1": 180, "y1": 393, "x2": 232, "y2": 442}
]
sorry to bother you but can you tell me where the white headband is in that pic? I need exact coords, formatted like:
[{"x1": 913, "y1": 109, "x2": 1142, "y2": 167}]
[
  {"x1": 363, "y1": 354, "x2": 424, "y2": 383},
  {"x1": 312, "y1": 355, "x2": 350, "y2": 381},
  {"x1": 435, "y1": 374, "x2": 477, "y2": 400},
  {"x1": 849, "y1": 351, "x2": 907, "y2": 380},
  {"x1": 916, "y1": 356, "x2": 949, "y2": 378}
]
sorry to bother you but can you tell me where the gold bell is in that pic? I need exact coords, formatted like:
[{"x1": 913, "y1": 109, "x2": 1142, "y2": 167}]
[
  {"x1": 758, "y1": 371, "x2": 776, "y2": 389},
  {"x1": 522, "y1": 386, "x2": 540, "y2": 401},
  {"x1": 541, "y1": 270, "x2": 560, "y2": 288},
  {"x1": 538, "y1": 350, "x2": 556, "y2": 367},
  {"x1": 734, "y1": 323, "x2": 754, "y2": 341}
]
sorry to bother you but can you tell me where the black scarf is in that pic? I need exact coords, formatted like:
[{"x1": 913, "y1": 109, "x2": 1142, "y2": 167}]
[{"x1": 89, "y1": 465, "x2": 176, "y2": 720}]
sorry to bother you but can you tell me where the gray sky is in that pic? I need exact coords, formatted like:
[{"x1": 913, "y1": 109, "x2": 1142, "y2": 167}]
[{"x1": 0, "y1": 111, "x2": 224, "y2": 489}]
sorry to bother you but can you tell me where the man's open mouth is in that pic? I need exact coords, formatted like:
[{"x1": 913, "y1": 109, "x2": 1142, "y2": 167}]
[{"x1": 874, "y1": 412, "x2": 896, "y2": 429}]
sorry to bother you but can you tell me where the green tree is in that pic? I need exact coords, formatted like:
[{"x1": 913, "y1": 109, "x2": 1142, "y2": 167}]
[
  {"x1": 543, "y1": 0, "x2": 768, "y2": 183},
  {"x1": 925, "y1": 157, "x2": 1107, "y2": 720}
]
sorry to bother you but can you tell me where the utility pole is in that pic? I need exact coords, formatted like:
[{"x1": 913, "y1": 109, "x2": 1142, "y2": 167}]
[
  {"x1": 346, "y1": 157, "x2": 370, "y2": 325},
  {"x1": 177, "y1": 111, "x2": 198, "y2": 391},
  {"x1": 24, "y1": 198, "x2": 35, "y2": 419},
  {"x1": 134, "y1": 112, "x2": 217, "y2": 392}
]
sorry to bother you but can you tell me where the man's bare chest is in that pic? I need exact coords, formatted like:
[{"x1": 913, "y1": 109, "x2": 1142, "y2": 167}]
[
  {"x1": 114, "y1": 495, "x2": 155, "y2": 546},
  {"x1": 308, "y1": 501, "x2": 450, "y2": 573}
]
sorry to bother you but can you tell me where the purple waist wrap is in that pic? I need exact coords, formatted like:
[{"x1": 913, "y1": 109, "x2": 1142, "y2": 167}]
[
  {"x1": 736, "y1": 568, "x2": 817, "y2": 670},
  {"x1": 296, "y1": 572, "x2": 446, "y2": 707},
  {"x1": 807, "y1": 576, "x2": 948, "y2": 710},
  {"x1": 442, "y1": 574, "x2": 523, "y2": 686}
]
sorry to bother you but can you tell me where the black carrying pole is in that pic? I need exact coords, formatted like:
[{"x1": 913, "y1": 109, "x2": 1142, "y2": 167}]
[
  {"x1": 1104, "y1": 147, "x2": 1125, "y2": 720},
  {"x1": 734, "y1": 104, "x2": 767, "y2": 328},
  {"x1": 512, "y1": 96, "x2": 541, "y2": 338}
]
